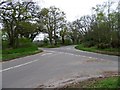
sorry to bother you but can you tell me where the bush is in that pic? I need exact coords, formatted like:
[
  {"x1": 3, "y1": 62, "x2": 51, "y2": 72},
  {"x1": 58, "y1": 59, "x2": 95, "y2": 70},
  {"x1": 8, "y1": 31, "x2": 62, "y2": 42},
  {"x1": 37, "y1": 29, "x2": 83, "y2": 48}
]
[
  {"x1": 64, "y1": 39, "x2": 72, "y2": 45},
  {"x1": 2, "y1": 44, "x2": 41, "y2": 61},
  {"x1": 111, "y1": 40, "x2": 120, "y2": 48},
  {"x1": 2, "y1": 40, "x2": 9, "y2": 49},
  {"x1": 83, "y1": 41, "x2": 95, "y2": 47},
  {"x1": 2, "y1": 38, "x2": 38, "y2": 50},
  {"x1": 97, "y1": 43, "x2": 110, "y2": 49},
  {"x1": 2, "y1": 46, "x2": 38, "y2": 54},
  {"x1": 34, "y1": 40, "x2": 44, "y2": 47},
  {"x1": 34, "y1": 38, "x2": 50, "y2": 47},
  {"x1": 43, "y1": 38, "x2": 49, "y2": 45},
  {"x1": 2, "y1": 38, "x2": 42, "y2": 61},
  {"x1": 19, "y1": 38, "x2": 35, "y2": 48},
  {"x1": 44, "y1": 44, "x2": 60, "y2": 48}
]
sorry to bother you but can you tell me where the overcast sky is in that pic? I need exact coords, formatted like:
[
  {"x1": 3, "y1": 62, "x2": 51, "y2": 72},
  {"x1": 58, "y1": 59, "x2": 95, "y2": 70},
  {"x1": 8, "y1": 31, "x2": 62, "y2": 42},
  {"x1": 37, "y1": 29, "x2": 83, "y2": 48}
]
[{"x1": 35, "y1": 0, "x2": 118, "y2": 22}]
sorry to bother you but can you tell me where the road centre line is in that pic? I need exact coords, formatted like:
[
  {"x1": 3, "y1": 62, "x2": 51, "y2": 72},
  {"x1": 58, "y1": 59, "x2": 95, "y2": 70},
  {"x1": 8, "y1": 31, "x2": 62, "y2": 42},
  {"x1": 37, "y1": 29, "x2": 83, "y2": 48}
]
[{"x1": 0, "y1": 59, "x2": 39, "y2": 72}]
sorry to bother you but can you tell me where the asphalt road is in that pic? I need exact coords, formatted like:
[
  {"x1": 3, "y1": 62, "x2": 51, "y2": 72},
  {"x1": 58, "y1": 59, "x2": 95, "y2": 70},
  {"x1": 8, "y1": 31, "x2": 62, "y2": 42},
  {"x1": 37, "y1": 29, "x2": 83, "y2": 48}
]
[{"x1": 2, "y1": 46, "x2": 118, "y2": 88}]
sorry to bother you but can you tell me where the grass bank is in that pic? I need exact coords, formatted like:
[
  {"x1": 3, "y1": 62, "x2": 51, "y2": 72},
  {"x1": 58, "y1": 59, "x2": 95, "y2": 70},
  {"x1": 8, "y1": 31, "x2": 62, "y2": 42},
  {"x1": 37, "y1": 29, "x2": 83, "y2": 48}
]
[
  {"x1": 2, "y1": 46, "x2": 42, "y2": 62},
  {"x1": 75, "y1": 44, "x2": 120, "y2": 56},
  {"x1": 65, "y1": 76, "x2": 120, "y2": 89}
]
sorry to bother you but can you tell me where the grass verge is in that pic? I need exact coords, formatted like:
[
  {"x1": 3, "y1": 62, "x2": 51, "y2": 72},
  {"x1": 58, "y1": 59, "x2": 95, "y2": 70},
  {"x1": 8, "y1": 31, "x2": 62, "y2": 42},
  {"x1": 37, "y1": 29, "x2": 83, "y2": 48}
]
[
  {"x1": 75, "y1": 44, "x2": 120, "y2": 56},
  {"x1": 65, "y1": 76, "x2": 120, "y2": 89},
  {"x1": 2, "y1": 46, "x2": 42, "y2": 62}
]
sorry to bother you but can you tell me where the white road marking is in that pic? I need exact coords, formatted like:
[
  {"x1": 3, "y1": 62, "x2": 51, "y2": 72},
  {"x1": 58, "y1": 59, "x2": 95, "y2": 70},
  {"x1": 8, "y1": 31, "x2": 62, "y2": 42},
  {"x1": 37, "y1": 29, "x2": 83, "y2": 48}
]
[
  {"x1": 0, "y1": 59, "x2": 39, "y2": 72},
  {"x1": 88, "y1": 57, "x2": 92, "y2": 58},
  {"x1": 1, "y1": 52, "x2": 57, "y2": 72},
  {"x1": 41, "y1": 53, "x2": 52, "y2": 56},
  {"x1": 1, "y1": 49, "x2": 110, "y2": 73},
  {"x1": 2, "y1": 52, "x2": 45, "y2": 64},
  {"x1": 46, "y1": 50, "x2": 87, "y2": 58},
  {"x1": 44, "y1": 50, "x2": 108, "y2": 61}
]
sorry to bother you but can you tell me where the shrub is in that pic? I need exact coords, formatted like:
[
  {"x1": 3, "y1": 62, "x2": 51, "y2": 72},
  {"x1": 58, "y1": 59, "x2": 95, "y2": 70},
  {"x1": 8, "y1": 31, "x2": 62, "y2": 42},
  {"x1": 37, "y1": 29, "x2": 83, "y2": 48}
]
[
  {"x1": 97, "y1": 43, "x2": 110, "y2": 49},
  {"x1": 64, "y1": 39, "x2": 72, "y2": 45},
  {"x1": 34, "y1": 38, "x2": 50, "y2": 47},
  {"x1": 111, "y1": 40, "x2": 120, "y2": 48},
  {"x1": 43, "y1": 38, "x2": 49, "y2": 45},
  {"x1": 2, "y1": 40, "x2": 9, "y2": 49},
  {"x1": 19, "y1": 38, "x2": 34, "y2": 48},
  {"x1": 34, "y1": 40, "x2": 44, "y2": 47},
  {"x1": 83, "y1": 41, "x2": 95, "y2": 47}
]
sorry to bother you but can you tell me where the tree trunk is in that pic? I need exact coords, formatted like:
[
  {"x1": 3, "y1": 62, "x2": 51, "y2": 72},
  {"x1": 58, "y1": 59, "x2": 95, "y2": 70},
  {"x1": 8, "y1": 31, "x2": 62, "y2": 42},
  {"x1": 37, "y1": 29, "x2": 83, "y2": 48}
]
[
  {"x1": 54, "y1": 35, "x2": 57, "y2": 46},
  {"x1": 15, "y1": 36, "x2": 19, "y2": 48},
  {"x1": 49, "y1": 32, "x2": 53, "y2": 45},
  {"x1": 30, "y1": 33, "x2": 39, "y2": 42},
  {"x1": 9, "y1": 35, "x2": 15, "y2": 48},
  {"x1": 62, "y1": 36, "x2": 65, "y2": 44},
  {"x1": 49, "y1": 37, "x2": 53, "y2": 45},
  {"x1": 54, "y1": 28, "x2": 57, "y2": 46},
  {"x1": 8, "y1": 27, "x2": 15, "y2": 48}
]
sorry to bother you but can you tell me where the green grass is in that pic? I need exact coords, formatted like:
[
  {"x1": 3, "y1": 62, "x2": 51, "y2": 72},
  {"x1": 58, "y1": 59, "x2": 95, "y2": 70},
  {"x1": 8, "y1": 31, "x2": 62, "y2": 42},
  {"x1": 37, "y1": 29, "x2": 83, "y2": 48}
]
[
  {"x1": 66, "y1": 76, "x2": 120, "y2": 89},
  {"x1": 75, "y1": 44, "x2": 120, "y2": 56},
  {"x1": 89, "y1": 76, "x2": 119, "y2": 88},
  {"x1": 2, "y1": 46, "x2": 42, "y2": 61}
]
